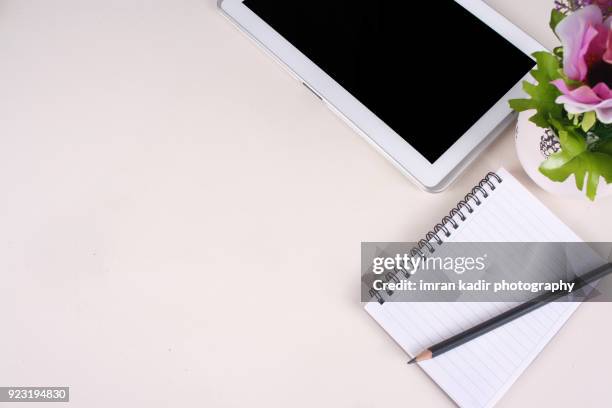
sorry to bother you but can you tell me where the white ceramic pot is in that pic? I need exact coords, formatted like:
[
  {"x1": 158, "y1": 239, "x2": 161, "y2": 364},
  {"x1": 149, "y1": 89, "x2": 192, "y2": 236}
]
[{"x1": 515, "y1": 111, "x2": 612, "y2": 200}]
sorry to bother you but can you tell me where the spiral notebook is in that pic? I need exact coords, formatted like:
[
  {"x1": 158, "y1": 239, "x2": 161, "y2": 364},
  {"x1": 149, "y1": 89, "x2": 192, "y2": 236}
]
[{"x1": 365, "y1": 168, "x2": 598, "y2": 408}]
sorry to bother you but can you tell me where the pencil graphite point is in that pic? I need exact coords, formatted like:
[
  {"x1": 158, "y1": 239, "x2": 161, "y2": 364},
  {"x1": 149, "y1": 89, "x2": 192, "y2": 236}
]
[{"x1": 407, "y1": 357, "x2": 417, "y2": 365}]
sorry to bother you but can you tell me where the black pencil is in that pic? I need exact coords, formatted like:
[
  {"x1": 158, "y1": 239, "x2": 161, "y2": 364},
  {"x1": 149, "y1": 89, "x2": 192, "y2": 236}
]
[{"x1": 408, "y1": 262, "x2": 612, "y2": 364}]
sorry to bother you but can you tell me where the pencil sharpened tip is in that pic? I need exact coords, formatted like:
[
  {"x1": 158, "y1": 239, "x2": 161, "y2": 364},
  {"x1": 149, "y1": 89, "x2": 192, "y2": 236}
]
[{"x1": 407, "y1": 357, "x2": 417, "y2": 365}]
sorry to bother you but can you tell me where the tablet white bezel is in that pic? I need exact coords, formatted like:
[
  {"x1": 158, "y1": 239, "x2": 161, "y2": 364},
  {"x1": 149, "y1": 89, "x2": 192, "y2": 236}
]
[{"x1": 219, "y1": 0, "x2": 544, "y2": 189}]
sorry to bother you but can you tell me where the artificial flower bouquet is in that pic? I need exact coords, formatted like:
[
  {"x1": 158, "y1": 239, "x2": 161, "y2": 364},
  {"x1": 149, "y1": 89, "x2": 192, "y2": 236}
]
[{"x1": 510, "y1": 0, "x2": 612, "y2": 200}]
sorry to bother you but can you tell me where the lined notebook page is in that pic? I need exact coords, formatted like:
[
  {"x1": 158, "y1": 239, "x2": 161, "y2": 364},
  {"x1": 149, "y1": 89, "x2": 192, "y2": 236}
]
[{"x1": 365, "y1": 168, "x2": 600, "y2": 408}]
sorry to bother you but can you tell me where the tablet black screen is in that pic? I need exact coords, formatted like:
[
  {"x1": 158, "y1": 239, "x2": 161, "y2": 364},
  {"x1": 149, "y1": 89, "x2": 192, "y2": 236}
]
[{"x1": 243, "y1": 0, "x2": 535, "y2": 163}]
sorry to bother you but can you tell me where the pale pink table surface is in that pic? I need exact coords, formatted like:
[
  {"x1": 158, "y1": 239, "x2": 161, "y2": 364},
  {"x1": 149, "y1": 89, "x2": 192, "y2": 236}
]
[{"x1": 0, "y1": 1, "x2": 610, "y2": 407}]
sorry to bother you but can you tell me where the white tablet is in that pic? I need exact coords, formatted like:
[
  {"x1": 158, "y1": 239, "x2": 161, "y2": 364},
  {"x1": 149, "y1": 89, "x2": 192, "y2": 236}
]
[{"x1": 218, "y1": 0, "x2": 544, "y2": 191}]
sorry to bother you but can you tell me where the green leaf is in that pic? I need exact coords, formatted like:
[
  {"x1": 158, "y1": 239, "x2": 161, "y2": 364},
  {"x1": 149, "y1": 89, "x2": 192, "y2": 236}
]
[
  {"x1": 581, "y1": 111, "x2": 597, "y2": 132},
  {"x1": 509, "y1": 52, "x2": 565, "y2": 129},
  {"x1": 591, "y1": 152, "x2": 612, "y2": 184},
  {"x1": 540, "y1": 150, "x2": 583, "y2": 187},
  {"x1": 591, "y1": 122, "x2": 612, "y2": 141},
  {"x1": 595, "y1": 138, "x2": 612, "y2": 155},
  {"x1": 559, "y1": 128, "x2": 587, "y2": 156},
  {"x1": 532, "y1": 52, "x2": 562, "y2": 82},
  {"x1": 539, "y1": 148, "x2": 612, "y2": 201},
  {"x1": 550, "y1": 9, "x2": 565, "y2": 36},
  {"x1": 508, "y1": 98, "x2": 536, "y2": 112}
]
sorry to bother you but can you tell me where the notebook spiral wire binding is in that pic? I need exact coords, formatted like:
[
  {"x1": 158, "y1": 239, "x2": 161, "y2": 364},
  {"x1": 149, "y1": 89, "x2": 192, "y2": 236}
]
[{"x1": 369, "y1": 172, "x2": 503, "y2": 304}]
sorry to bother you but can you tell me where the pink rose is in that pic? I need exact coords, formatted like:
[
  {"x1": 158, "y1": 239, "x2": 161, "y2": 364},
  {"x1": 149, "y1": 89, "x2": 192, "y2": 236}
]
[{"x1": 551, "y1": 5, "x2": 612, "y2": 123}]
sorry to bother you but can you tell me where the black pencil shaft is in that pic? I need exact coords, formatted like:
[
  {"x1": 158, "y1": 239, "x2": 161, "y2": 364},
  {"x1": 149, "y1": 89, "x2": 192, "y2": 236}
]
[{"x1": 429, "y1": 263, "x2": 612, "y2": 358}]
